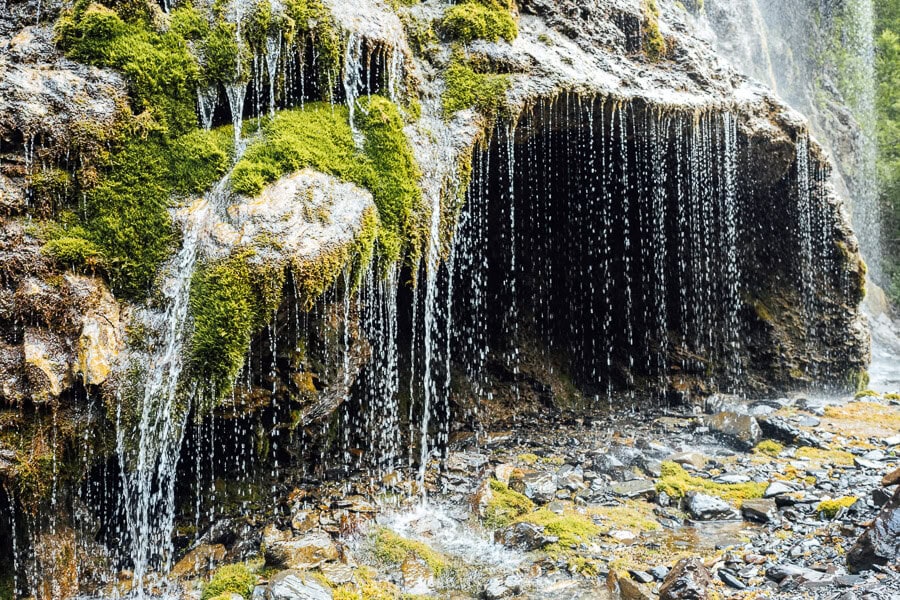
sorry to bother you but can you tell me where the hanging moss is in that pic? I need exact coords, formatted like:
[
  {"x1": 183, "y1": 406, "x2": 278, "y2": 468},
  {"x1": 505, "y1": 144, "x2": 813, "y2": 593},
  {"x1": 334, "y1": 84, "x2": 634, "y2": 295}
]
[
  {"x1": 440, "y1": 0, "x2": 518, "y2": 44},
  {"x1": 442, "y1": 51, "x2": 511, "y2": 117},
  {"x1": 189, "y1": 249, "x2": 286, "y2": 399},
  {"x1": 283, "y1": 0, "x2": 343, "y2": 97},
  {"x1": 642, "y1": 0, "x2": 667, "y2": 62}
]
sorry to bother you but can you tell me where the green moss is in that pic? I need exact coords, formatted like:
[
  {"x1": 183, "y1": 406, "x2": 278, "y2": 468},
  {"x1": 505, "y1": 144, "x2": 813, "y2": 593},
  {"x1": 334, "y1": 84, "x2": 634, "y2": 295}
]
[
  {"x1": 588, "y1": 501, "x2": 662, "y2": 533},
  {"x1": 355, "y1": 95, "x2": 423, "y2": 263},
  {"x1": 816, "y1": 496, "x2": 858, "y2": 518},
  {"x1": 442, "y1": 51, "x2": 510, "y2": 117},
  {"x1": 642, "y1": 0, "x2": 667, "y2": 61},
  {"x1": 371, "y1": 528, "x2": 449, "y2": 576},
  {"x1": 440, "y1": 0, "x2": 518, "y2": 44},
  {"x1": 190, "y1": 249, "x2": 285, "y2": 399},
  {"x1": 201, "y1": 563, "x2": 256, "y2": 600},
  {"x1": 754, "y1": 439, "x2": 784, "y2": 457},
  {"x1": 855, "y1": 388, "x2": 881, "y2": 399},
  {"x1": 57, "y1": 2, "x2": 200, "y2": 134},
  {"x1": 484, "y1": 480, "x2": 534, "y2": 528},
  {"x1": 795, "y1": 446, "x2": 856, "y2": 467},
  {"x1": 516, "y1": 507, "x2": 602, "y2": 553},
  {"x1": 231, "y1": 98, "x2": 422, "y2": 264},
  {"x1": 656, "y1": 462, "x2": 766, "y2": 506}
]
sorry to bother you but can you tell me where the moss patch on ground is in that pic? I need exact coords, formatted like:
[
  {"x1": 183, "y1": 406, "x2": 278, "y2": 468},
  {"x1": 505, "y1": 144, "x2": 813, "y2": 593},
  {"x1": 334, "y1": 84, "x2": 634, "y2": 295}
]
[
  {"x1": 483, "y1": 480, "x2": 534, "y2": 528},
  {"x1": 440, "y1": 0, "x2": 518, "y2": 43},
  {"x1": 516, "y1": 505, "x2": 602, "y2": 555},
  {"x1": 442, "y1": 51, "x2": 511, "y2": 117},
  {"x1": 794, "y1": 446, "x2": 856, "y2": 467},
  {"x1": 754, "y1": 439, "x2": 785, "y2": 457},
  {"x1": 201, "y1": 563, "x2": 256, "y2": 600},
  {"x1": 588, "y1": 501, "x2": 662, "y2": 534},
  {"x1": 371, "y1": 528, "x2": 449, "y2": 576},
  {"x1": 816, "y1": 496, "x2": 858, "y2": 518},
  {"x1": 656, "y1": 462, "x2": 766, "y2": 506}
]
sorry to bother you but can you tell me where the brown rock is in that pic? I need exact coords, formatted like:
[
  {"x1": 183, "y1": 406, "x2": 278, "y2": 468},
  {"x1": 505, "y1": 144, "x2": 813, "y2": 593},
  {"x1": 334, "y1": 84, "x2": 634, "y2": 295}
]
[
  {"x1": 265, "y1": 531, "x2": 339, "y2": 570},
  {"x1": 881, "y1": 467, "x2": 900, "y2": 488},
  {"x1": 659, "y1": 558, "x2": 712, "y2": 600},
  {"x1": 848, "y1": 486, "x2": 900, "y2": 573},
  {"x1": 170, "y1": 543, "x2": 227, "y2": 578}
]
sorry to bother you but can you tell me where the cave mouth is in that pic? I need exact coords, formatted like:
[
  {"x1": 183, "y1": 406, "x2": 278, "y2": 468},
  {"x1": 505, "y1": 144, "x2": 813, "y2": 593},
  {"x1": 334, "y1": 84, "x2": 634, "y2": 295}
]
[{"x1": 447, "y1": 93, "x2": 845, "y2": 406}]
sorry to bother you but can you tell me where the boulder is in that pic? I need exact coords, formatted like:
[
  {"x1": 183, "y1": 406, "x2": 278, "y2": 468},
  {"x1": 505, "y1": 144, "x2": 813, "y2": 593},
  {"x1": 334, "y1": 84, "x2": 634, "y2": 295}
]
[
  {"x1": 683, "y1": 492, "x2": 739, "y2": 521},
  {"x1": 523, "y1": 471, "x2": 557, "y2": 503},
  {"x1": 881, "y1": 466, "x2": 900, "y2": 488},
  {"x1": 702, "y1": 412, "x2": 761, "y2": 450},
  {"x1": 170, "y1": 543, "x2": 227, "y2": 578},
  {"x1": 611, "y1": 479, "x2": 656, "y2": 500},
  {"x1": 495, "y1": 522, "x2": 558, "y2": 550},
  {"x1": 265, "y1": 570, "x2": 332, "y2": 600},
  {"x1": 264, "y1": 531, "x2": 339, "y2": 570},
  {"x1": 740, "y1": 499, "x2": 778, "y2": 524},
  {"x1": 847, "y1": 486, "x2": 900, "y2": 573},
  {"x1": 659, "y1": 558, "x2": 711, "y2": 600}
]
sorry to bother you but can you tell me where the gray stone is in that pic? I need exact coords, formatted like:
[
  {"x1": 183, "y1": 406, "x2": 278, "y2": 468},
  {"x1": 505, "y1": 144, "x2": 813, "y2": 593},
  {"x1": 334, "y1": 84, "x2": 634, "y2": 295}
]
[
  {"x1": 495, "y1": 522, "x2": 558, "y2": 550},
  {"x1": 668, "y1": 452, "x2": 708, "y2": 469},
  {"x1": 702, "y1": 411, "x2": 762, "y2": 450},
  {"x1": 611, "y1": 479, "x2": 657, "y2": 500},
  {"x1": 741, "y1": 498, "x2": 778, "y2": 523},
  {"x1": 266, "y1": 570, "x2": 332, "y2": 600},
  {"x1": 523, "y1": 471, "x2": 558, "y2": 503},
  {"x1": 713, "y1": 473, "x2": 751, "y2": 484},
  {"x1": 683, "y1": 491, "x2": 739, "y2": 520},
  {"x1": 265, "y1": 531, "x2": 339, "y2": 570},
  {"x1": 764, "y1": 481, "x2": 799, "y2": 498}
]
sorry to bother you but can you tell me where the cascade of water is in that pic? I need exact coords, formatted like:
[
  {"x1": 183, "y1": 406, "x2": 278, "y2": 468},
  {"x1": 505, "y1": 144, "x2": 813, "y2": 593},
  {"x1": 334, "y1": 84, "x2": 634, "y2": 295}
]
[
  {"x1": 225, "y1": 82, "x2": 248, "y2": 151},
  {"x1": 117, "y1": 174, "x2": 232, "y2": 592},
  {"x1": 197, "y1": 85, "x2": 219, "y2": 131},
  {"x1": 343, "y1": 33, "x2": 364, "y2": 144},
  {"x1": 720, "y1": 112, "x2": 741, "y2": 382},
  {"x1": 796, "y1": 132, "x2": 815, "y2": 335},
  {"x1": 265, "y1": 32, "x2": 283, "y2": 117}
]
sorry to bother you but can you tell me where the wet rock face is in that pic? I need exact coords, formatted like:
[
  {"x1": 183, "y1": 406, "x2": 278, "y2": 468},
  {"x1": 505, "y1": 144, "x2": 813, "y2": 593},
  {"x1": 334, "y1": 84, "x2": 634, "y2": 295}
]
[
  {"x1": 265, "y1": 569, "x2": 332, "y2": 600},
  {"x1": 0, "y1": 222, "x2": 123, "y2": 404},
  {"x1": 847, "y1": 486, "x2": 900, "y2": 573}
]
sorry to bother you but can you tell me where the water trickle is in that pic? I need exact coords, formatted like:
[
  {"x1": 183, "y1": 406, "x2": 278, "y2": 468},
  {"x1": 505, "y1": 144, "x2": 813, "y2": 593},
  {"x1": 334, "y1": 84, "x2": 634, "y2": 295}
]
[
  {"x1": 225, "y1": 82, "x2": 248, "y2": 151},
  {"x1": 197, "y1": 85, "x2": 219, "y2": 131},
  {"x1": 342, "y1": 33, "x2": 364, "y2": 144},
  {"x1": 265, "y1": 32, "x2": 283, "y2": 117}
]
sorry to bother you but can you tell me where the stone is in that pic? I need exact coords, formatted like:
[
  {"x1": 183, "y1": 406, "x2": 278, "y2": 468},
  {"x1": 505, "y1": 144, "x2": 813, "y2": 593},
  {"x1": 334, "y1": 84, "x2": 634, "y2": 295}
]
[
  {"x1": 483, "y1": 578, "x2": 511, "y2": 599},
  {"x1": 617, "y1": 576, "x2": 654, "y2": 600},
  {"x1": 609, "y1": 529, "x2": 637, "y2": 543},
  {"x1": 291, "y1": 510, "x2": 320, "y2": 533},
  {"x1": 668, "y1": 452, "x2": 708, "y2": 469},
  {"x1": 702, "y1": 412, "x2": 762, "y2": 450},
  {"x1": 854, "y1": 457, "x2": 882, "y2": 470},
  {"x1": 884, "y1": 434, "x2": 900, "y2": 446},
  {"x1": 319, "y1": 563, "x2": 355, "y2": 586},
  {"x1": 401, "y1": 556, "x2": 434, "y2": 594},
  {"x1": 764, "y1": 481, "x2": 799, "y2": 498},
  {"x1": 495, "y1": 522, "x2": 558, "y2": 550},
  {"x1": 741, "y1": 498, "x2": 779, "y2": 523},
  {"x1": 881, "y1": 467, "x2": 900, "y2": 487},
  {"x1": 659, "y1": 558, "x2": 712, "y2": 600},
  {"x1": 713, "y1": 473, "x2": 751, "y2": 484},
  {"x1": 265, "y1": 531, "x2": 339, "y2": 570},
  {"x1": 649, "y1": 566, "x2": 670, "y2": 581},
  {"x1": 765, "y1": 563, "x2": 830, "y2": 584},
  {"x1": 758, "y1": 416, "x2": 823, "y2": 448},
  {"x1": 683, "y1": 491, "x2": 739, "y2": 520},
  {"x1": 796, "y1": 415, "x2": 821, "y2": 427},
  {"x1": 523, "y1": 471, "x2": 557, "y2": 503},
  {"x1": 847, "y1": 486, "x2": 900, "y2": 573},
  {"x1": 266, "y1": 570, "x2": 332, "y2": 600},
  {"x1": 494, "y1": 464, "x2": 516, "y2": 485},
  {"x1": 556, "y1": 464, "x2": 585, "y2": 490},
  {"x1": 170, "y1": 543, "x2": 226, "y2": 578},
  {"x1": 629, "y1": 570, "x2": 654, "y2": 584},
  {"x1": 611, "y1": 479, "x2": 656, "y2": 500},
  {"x1": 445, "y1": 451, "x2": 489, "y2": 473},
  {"x1": 717, "y1": 569, "x2": 746, "y2": 590}
]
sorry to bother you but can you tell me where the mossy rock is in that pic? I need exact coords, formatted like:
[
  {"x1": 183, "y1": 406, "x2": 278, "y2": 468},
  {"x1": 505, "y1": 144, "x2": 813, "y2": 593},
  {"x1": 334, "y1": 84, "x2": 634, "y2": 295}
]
[
  {"x1": 201, "y1": 563, "x2": 256, "y2": 600},
  {"x1": 440, "y1": 0, "x2": 518, "y2": 44}
]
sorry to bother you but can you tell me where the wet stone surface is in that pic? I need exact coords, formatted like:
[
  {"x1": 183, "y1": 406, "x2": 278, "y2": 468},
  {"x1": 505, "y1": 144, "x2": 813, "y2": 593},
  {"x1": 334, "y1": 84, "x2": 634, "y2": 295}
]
[{"x1": 155, "y1": 395, "x2": 900, "y2": 599}]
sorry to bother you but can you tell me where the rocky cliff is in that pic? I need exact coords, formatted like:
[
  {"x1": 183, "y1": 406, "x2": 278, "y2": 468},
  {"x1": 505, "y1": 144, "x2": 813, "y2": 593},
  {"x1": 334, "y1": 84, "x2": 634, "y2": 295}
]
[{"x1": 0, "y1": 0, "x2": 872, "y2": 595}]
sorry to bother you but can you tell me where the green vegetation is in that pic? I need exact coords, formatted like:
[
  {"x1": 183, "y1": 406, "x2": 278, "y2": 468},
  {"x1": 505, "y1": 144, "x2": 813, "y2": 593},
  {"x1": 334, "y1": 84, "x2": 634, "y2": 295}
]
[
  {"x1": 656, "y1": 461, "x2": 766, "y2": 505},
  {"x1": 642, "y1": 0, "x2": 667, "y2": 61},
  {"x1": 201, "y1": 563, "x2": 256, "y2": 600},
  {"x1": 816, "y1": 496, "x2": 858, "y2": 518},
  {"x1": 795, "y1": 446, "x2": 856, "y2": 467},
  {"x1": 442, "y1": 51, "x2": 511, "y2": 117},
  {"x1": 876, "y1": 0, "x2": 900, "y2": 300},
  {"x1": 371, "y1": 528, "x2": 449, "y2": 575},
  {"x1": 483, "y1": 480, "x2": 534, "y2": 528},
  {"x1": 231, "y1": 97, "x2": 422, "y2": 264},
  {"x1": 189, "y1": 249, "x2": 285, "y2": 399},
  {"x1": 516, "y1": 506, "x2": 601, "y2": 555},
  {"x1": 440, "y1": 0, "x2": 518, "y2": 44},
  {"x1": 754, "y1": 439, "x2": 785, "y2": 457}
]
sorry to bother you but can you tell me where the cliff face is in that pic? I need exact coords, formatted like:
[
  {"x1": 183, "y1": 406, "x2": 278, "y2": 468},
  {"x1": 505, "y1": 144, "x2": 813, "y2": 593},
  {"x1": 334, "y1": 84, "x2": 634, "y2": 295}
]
[{"x1": 0, "y1": 0, "x2": 871, "y2": 594}]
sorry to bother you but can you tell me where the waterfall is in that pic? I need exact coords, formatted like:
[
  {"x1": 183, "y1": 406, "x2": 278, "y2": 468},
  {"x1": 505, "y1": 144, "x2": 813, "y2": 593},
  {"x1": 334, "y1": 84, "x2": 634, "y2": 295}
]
[
  {"x1": 197, "y1": 85, "x2": 219, "y2": 131},
  {"x1": 342, "y1": 33, "x2": 364, "y2": 143},
  {"x1": 117, "y1": 177, "x2": 231, "y2": 593},
  {"x1": 225, "y1": 82, "x2": 248, "y2": 151},
  {"x1": 265, "y1": 32, "x2": 283, "y2": 118}
]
